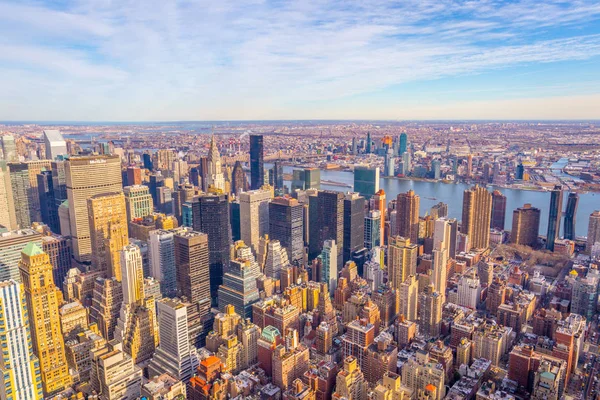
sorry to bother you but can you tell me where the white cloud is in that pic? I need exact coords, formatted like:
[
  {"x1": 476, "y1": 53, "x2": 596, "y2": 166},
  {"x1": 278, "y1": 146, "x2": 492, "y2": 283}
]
[{"x1": 0, "y1": 0, "x2": 599, "y2": 120}]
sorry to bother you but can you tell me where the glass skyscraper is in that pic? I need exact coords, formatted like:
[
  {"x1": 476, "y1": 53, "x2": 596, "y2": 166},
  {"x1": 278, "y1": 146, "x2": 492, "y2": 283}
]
[{"x1": 250, "y1": 134, "x2": 264, "y2": 190}]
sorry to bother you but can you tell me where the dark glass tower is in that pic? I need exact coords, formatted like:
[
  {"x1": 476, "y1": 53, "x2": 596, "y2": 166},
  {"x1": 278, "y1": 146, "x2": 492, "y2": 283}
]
[
  {"x1": 399, "y1": 132, "x2": 408, "y2": 155},
  {"x1": 273, "y1": 161, "x2": 284, "y2": 192},
  {"x1": 37, "y1": 170, "x2": 60, "y2": 234},
  {"x1": 231, "y1": 161, "x2": 248, "y2": 196},
  {"x1": 309, "y1": 190, "x2": 344, "y2": 268},
  {"x1": 143, "y1": 153, "x2": 153, "y2": 170},
  {"x1": 343, "y1": 193, "x2": 365, "y2": 264},
  {"x1": 192, "y1": 193, "x2": 231, "y2": 303},
  {"x1": 366, "y1": 132, "x2": 372, "y2": 154},
  {"x1": 516, "y1": 164, "x2": 524, "y2": 180},
  {"x1": 546, "y1": 185, "x2": 563, "y2": 251},
  {"x1": 269, "y1": 197, "x2": 304, "y2": 265},
  {"x1": 563, "y1": 192, "x2": 579, "y2": 240},
  {"x1": 491, "y1": 190, "x2": 507, "y2": 230},
  {"x1": 250, "y1": 135, "x2": 264, "y2": 190},
  {"x1": 230, "y1": 201, "x2": 241, "y2": 242}
]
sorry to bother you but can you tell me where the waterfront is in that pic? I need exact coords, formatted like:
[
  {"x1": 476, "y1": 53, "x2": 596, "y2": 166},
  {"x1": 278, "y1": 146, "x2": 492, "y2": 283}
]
[{"x1": 276, "y1": 165, "x2": 597, "y2": 237}]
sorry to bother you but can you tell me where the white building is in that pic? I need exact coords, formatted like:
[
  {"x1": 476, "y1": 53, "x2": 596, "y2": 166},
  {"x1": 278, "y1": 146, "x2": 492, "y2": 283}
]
[
  {"x1": 149, "y1": 230, "x2": 177, "y2": 297},
  {"x1": 457, "y1": 271, "x2": 481, "y2": 309},
  {"x1": 43, "y1": 130, "x2": 67, "y2": 160},
  {"x1": 240, "y1": 188, "x2": 271, "y2": 254},
  {"x1": 320, "y1": 240, "x2": 338, "y2": 296}
]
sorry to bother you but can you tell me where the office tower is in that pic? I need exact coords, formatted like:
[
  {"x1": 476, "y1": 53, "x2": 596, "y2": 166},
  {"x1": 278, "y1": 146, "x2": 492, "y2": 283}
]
[
  {"x1": 263, "y1": 239, "x2": 289, "y2": 281},
  {"x1": 364, "y1": 210, "x2": 381, "y2": 249},
  {"x1": 41, "y1": 234, "x2": 72, "y2": 293},
  {"x1": 26, "y1": 160, "x2": 52, "y2": 223},
  {"x1": 343, "y1": 192, "x2": 365, "y2": 264},
  {"x1": 206, "y1": 136, "x2": 225, "y2": 191},
  {"x1": 0, "y1": 280, "x2": 44, "y2": 400},
  {"x1": 155, "y1": 149, "x2": 176, "y2": 171},
  {"x1": 430, "y1": 202, "x2": 448, "y2": 220},
  {"x1": 372, "y1": 189, "x2": 386, "y2": 240},
  {"x1": 90, "y1": 277, "x2": 123, "y2": 341},
  {"x1": 240, "y1": 188, "x2": 271, "y2": 253},
  {"x1": 353, "y1": 166, "x2": 379, "y2": 198},
  {"x1": 365, "y1": 132, "x2": 372, "y2": 154},
  {"x1": 571, "y1": 274, "x2": 599, "y2": 320},
  {"x1": 126, "y1": 166, "x2": 142, "y2": 186},
  {"x1": 148, "y1": 229, "x2": 177, "y2": 297},
  {"x1": 0, "y1": 161, "x2": 17, "y2": 230},
  {"x1": 387, "y1": 236, "x2": 417, "y2": 289},
  {"x1": 457, "y1": 271, "x2": 481, "y2": 309},
  {"x1": 174, "y1": 229, "x2": 211, "y2": 346},
  {"x1": 231, "y1": 160, "x2": 248, "y2": 196},
  {"x1": 399, "y1": 133, "x2": 407, "y2": 155},
  {"x1": 486, "y1": 278, "x2": 506, "y2": 315},
  {"x1": 364, "y1": 332, "x2": 398, "y2": 384},
  {"x1": 218, "y1": 244, "x2": 261, "y2": 319},
  {"x1": 563, "y1": 192, "x2": 579, "y2": 240},
  {"x1": 546, "y1": 185, "x2": 563, "y2": 251},
  {"x1": 43, "y1": 130, "x2": 67, "y2": 160},
  {"x1": 51, "y1": 158, "x2": 67, "y2": 209},
  {"x1": 37, "y1": 170, "x2": 60, "y2": 233},
  {"x1": 384, "y1": 149, "x2": 395, "y2": 177},
  {"x1": 19, "y1": 244, "x2": 71, "y2": 395},
  {"x1": 88, "y1": 192, "x2": 129, "y2": 279},
  {"x1": 395, "y1": 190, "x2": 419, "y2": 244},
  {"x1": 269, "y1": 197, "x2": 304, "y2": 265},
  {"x1": 333, "y1": 356, "x2": 368, "y2": 400},
  {"x1": 148, "y1": 298, "x2": 200, "y2": 382},
  {"x1": 0, "y1": 228, "x2": 42, "y2": 282},
  {"x1": 588, "y1": 210, "x2": 600, "y2": 254},
  {"x1": 466, "y1": 154, "x2": 473, "y2": 177},
  {"x1": 304, "y1": 168, "x2": 321, "y2": 190},
  {"x1": 319, "y1": 240, "x2": 338, "y2": 295},
  {"x1": 490, "y1": 190, "x2": 506, "y2": 230},
  {"x1": 8, "y1": 162, "x2": 32, "y2": 228},
  {"x1": 398, "y1": 275, "x2": 418, "y2": 321},
  {"x1": 343, "y1": 319, "x2": 375, "y2": 372},
  {"x1": 89, "y1": 341, "x2": 143, "y2": 400},
  {"x1": 432, "y1": 251, "x2": 448, "y2": 302},
  {"x1": 250, "y1": 134, "x2": 264, "y2": 190},
  {"x1": 147, "y1": 173, "x2": 164, "y2": 207},
  {"x1": 60, "y1": 300, "x2": 88, "y2": 339},
  {"x1": 516, "y1": 163, "x2": 524, "y2": 180},
  {"x1": 418, "y1": 285, "x2": 442, "y2": 338},
  {"x1": 143, "y1": 153, "x2": 153, "y2": 170},
  {"x1": 0, "y1": 135, "x2": 17, "y2": 162},
  {"x1": 401, "y1": 350, "x2": 445, "y2": 400},
  {"x1": 273, "y1": 160, "x2": 284, "y2": 191},
  {"x1": 192, "y1": 192, "x2": 231, "y2": 302},
  {"x1": 462, "y1": 185, "x2": 492, "y2": 250},
  {"x1": 157, "y1": 185, "x2": 173, "y2": 214},
  {"x1": 65, "y1": 155, "x2": 122, "y2": 263},
  {"x1": 511, "y1": 204, "x2": 541, "y2": 247},
  {"x1": 123, "y1": 185, "x2": 153, "y2": 221},
  {"x1": 230, "y1": 200, "x2": 241, "y2": 242},
  {"x1": 309, "y1": 190, "x2": 344, "y2": 267}
]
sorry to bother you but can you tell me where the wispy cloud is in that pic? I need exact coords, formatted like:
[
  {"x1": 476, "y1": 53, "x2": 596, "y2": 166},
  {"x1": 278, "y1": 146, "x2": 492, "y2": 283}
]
[{"x1": 0, "y1": 0, "x2": 599, "y2": 120}]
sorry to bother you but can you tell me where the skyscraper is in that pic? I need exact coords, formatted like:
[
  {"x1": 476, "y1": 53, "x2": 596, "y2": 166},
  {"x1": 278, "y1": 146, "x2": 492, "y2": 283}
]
[
  {"x1": 88, "y1": 192, "x2": 129, "y2": 279},
  {"x1": 269, "y1": 197, "x2": 304, "y2": 265},
  {"x1": 320, "y1": 240, "x2": 338, "y2": 295},
  {"x1": 0, "y1": 280, "x2": 44, "y2": 400},
  {"x1": 240, "y1": 188, "x2": 272, "y2": 253},
  {"x1": 37, "y1": 170, "x2": 60, "y2": 233},
  {"x1": 399, "y1": 132, "x2": 408, "y2": 155},
  {"x1": 372, "y1": 189, "x2": 387, "y2": 243},
  {"x1": 149, "y1": 229, "x2": 178, "y2": 298},
  {"x1": 309, "y1": 190, "x2": 344, "y2": 268},
  {"x1": 366, "y1": 132, "x2": 372, "y2": 154},
  {"x1": 563, "y1": 192, "x2": 579, "y2": 240},
  {"x1": 273, "y1": 161, "x2": 284, "y2": 193},
  {"x1": 462, "y1": 185, "x2": 492, "y2": 250},
  {"x1": 511, "y1": 204, "x2": 541, "y2": 247},
  {"x1": 65, "y1": 155, "x2": 122, "y2": 263},
  {"x1": 546, "y1": 185, "x2": 563, "y2": 251},
  {"x1": 364, "y1": 210, "x2": 381, "y2": 249},
  {"x1": 432, "y1": 219, "x2": 449, "y2": 299},
  {"x1": 396, "y1": 190, "x2": 420, "y2": 244},
  {"x1": 231, "y1": 160, "x2": 248, "y2": 196},
  {"x1": 8, "y1": 162, "x2": 32, "y2": 228},
  {"x1": 353, "y1": 166, "x2": 379, "y2": 198},
  {"x1": 343, "y1": 192, "x2": 365, "y2": 264},
  {"x1": 26, "y1": 160, "x2": 52, "y2": 224},
  {"x1": 43, "y1": 130, "x2": 67, "y2": 160},
  {"x1": 304, "y1": 168, "x2": 321, "y2": 190},
  {"x1": 192, "y1": 192, "x2": 231, "y2": 302},
  {"x1": 387, "y1": 236, "x2": 417, "y2": 290},
  {"x1": 418, "y1": 285, "x2": 443, "y2": 338},
  {"x1": 0, "y1": 161, "x2": 17, "y2": 230},
  {"x1": 206, "y1": 136, "x2": 225, "y2": 191},
  {"x1": 491, "y1": 190, "x2": 506, "y2": 230},
  {"x1": 218, "y1": 243, "x2": 261, "y2": 319},
  {"x1": 124, "y1": 185, "x2": 153, "y2": 221},
  {"x1": 587, "y1": 210, "x2": 600, "y2": 254},
  {"x1": 250, "y1": 134, "x2": 264, "y2": 190},
  {"x1": 19, "y1": 243, "x2": 71, "y2": 395},
  {"x1": 0, "y1": 228, "x2": 42, "y2": 282},
  {"x1": 0, "y1": 135, "x2": 17, "y2": 162}
]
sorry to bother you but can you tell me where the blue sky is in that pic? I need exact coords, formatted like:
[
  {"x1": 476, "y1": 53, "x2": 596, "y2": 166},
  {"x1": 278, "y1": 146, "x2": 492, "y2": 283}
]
[{"x1": 1, "y1": 0, "x2": 600, "y2": 121}]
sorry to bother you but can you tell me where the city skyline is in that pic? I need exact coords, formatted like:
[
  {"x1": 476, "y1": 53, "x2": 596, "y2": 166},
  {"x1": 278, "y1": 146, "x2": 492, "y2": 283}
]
[{"x1": 1, "y1": 1, "x2": 600, "y2": 121}]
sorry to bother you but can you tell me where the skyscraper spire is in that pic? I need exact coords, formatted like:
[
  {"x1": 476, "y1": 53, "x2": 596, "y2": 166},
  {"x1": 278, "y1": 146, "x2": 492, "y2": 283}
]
[{"x1": 207, "y1": 134, "x2": 225, "y2": 191}]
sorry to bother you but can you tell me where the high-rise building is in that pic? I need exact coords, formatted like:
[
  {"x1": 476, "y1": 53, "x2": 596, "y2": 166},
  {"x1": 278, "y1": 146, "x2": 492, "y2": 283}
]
[
  {"x1": 37, "y1": 170, "x2": 60, "y2": 233},
  {"x1": 399, "y1": 133, "x2": 407, "y2": 155},
  {"x1": 149, "y1": 229, "x2": 178, "y2": 297},
  {"x1": 19, "y1": 244, "x2": 71, "y2": 395},
  {"x1": 26, "y1": 160, "x2": 52, "y2": 223},
  {"x1": 88, "y1": 192, "x2": 129, "y2": 279},
  {"x1": 563, "y1": 192, "x2": 579, "y2": 240},
  {"x1": 206, "y1": 136, "x2": 225, "y2": 191},
  {"x1": 309, "y1": 190, "x2": 344, "y2": 267},
  {"x1": 89, "y1": 341, "x2": 143, "y2": 400},
  {"x1": 490, "y1": 190, "x2": 506, "y2": 230},
  {"x1": 8, "y1": 162, "x2": 32, "y2": 228},
  {"x1": 43, "y1": 130, "x2": 67, "y2": 160},
  {"x1": 418, "y1": 285, "x2": 442, "y2": 338},
  {"x1": 0, "y1": 135, "x2": 17, "y2": 162},
  {"x1": 516, "y1": 163, "x2": 525, "y2": 180},
  {"x1": 65, "y1": 155, "x2": 122, "y2": 263},
  {"x1": 401, "y1": 350, "x2": 445, "y2": 400},
  {"x1": 546, "y1": 185, "x2": 563, "y2": 251},
  {"x1": 353, "y1": 166, "x2": 379, "y2": 198},
  {"x1": 462, "y1": 185, "x2": 492, "y2": 250},
  {"x1": 218, "y1": 241, "x2": 261, "y2": 318},
  {"x1": 250, "y1": 134, "x2": 264, "y2": 190},
  {"x1": 364, "y1": 210, "x2": 381, "y2": 249},
  {"x1": 371, "y1": 190, "x2": 386, "y2": 241},
  {"x1": 343, "y1": 192, "x2": 365, "y2": 264},
  {"x1": 395, "y1": 190, "x2": 420, "y2": 244},
  {"x1": 0, "y1": 280, "x2": 44, "y2": 400},
  {"x1": 318, "y1": 240, "x2": 338, "y2": 295},
  {"x1": 511, "y1": 204, "x2": 541, "y2": 247},
  {"x1": 304, "y1": 168, "x2": 321, "y2": 190},
  {"x1": 261, "y1": 238, "x2": 290, "y2": 281},
  {"x1": 148, "y1": 298, "x2": 199, "y2": 382},
  {"x1": 126, "y1": 166, "x2": 142, "y2": 186},
  {"x1": 387, "y1": 236, "x2": 417, "y2": 290},
  {"x1": 192, "y1": 192, "x2": 231, "y2": 302},
  {"x1": 333, "y1": 356, "x2": 368, "y2": 400},
  {"x1": 587, "y1": 210, "x2": 600, "y2": 254},
  {"x1": 273, "y1": 161, "x2": 284, "y2": 192},
  {"x1": 343, "y1": 319, "x2": 375, "y2": 372},
  {"x1": 240, "y1": 188, "x2": 271, "y2": 253},
  {"x1": 431, "y1": 229, "x2": 448, "y2": 299},
  {"x1": 231, "y1": 160, "x2": 248, "y2": 196},
  {"x1": 90, "y1": 277, "x2": 123, "y2": 341},
  {"x1": 269, "y1": 197, "x2": 304, "y2": 265},
  {"x1": 0, "y1": 161, "x2": 17, "y2": 230},
  {"x1": 0, "y1": 228, "x2": 42, "y2": 282},
  {"x1": 457, "y1": 271, "x2": 481, "y2": 309},
  {"x1": 41, "y1": 234, "x2": 72, "y2": 293},
  {"x1": 123, "y1": 185, "x2": 153, "y2": 221}
]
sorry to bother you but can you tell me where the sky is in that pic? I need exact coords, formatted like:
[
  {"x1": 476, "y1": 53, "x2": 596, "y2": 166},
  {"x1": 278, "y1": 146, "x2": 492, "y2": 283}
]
[{"x1": 1, "y1": 0, "x2": 600, "y2": 121}]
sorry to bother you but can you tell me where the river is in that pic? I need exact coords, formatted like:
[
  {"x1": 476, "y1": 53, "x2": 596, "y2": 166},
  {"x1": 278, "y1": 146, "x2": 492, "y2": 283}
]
[{"x1": 273, "y1": 165, "x2": 598, "y2": 238}]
